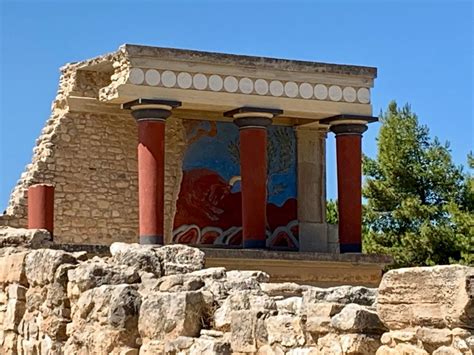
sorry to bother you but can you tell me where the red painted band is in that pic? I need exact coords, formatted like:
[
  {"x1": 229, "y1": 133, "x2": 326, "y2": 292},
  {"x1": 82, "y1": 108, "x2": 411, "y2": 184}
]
[
  {"x1": 137, "y1": 120, "x2": 165, "y2": 242},
  {"x1": 239, "y1": 128, "x2": 268, "y2": 246},
  {"x1": 27, "y1": 184, "x2": 54, "y2": 234}
]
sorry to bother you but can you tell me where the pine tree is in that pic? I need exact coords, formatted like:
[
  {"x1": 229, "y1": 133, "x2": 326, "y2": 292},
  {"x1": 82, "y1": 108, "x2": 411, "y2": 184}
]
[{"x1": 362, "y1": 101, "x2": 473, "y2": 267}]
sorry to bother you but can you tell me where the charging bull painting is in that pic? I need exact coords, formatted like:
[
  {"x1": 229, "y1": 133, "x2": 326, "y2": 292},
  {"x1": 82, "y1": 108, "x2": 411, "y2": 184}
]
[{"x1": 173, "y1": 120, "x2": 298, "y2": 249}]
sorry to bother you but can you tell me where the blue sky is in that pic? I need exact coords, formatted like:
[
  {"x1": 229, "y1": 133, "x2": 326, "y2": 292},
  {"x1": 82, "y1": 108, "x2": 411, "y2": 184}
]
[{"x1": 0, "y1": 0, "x2": 472, "y2": 210}]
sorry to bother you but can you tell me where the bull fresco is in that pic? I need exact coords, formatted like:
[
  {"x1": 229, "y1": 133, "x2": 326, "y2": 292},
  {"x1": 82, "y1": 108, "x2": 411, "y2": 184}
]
[{"x1": 173, "y1": 120, "x2": 298, "y2": 249}]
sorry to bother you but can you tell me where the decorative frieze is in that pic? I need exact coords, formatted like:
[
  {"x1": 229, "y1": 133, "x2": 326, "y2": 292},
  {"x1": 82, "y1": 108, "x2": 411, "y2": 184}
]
[{"x1": 127, "y1": 68, "x2": 371, "y2": 104}]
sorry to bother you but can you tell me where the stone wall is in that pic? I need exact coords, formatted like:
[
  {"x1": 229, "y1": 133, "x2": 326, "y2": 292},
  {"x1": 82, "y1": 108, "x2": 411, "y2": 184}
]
[
  {"x1": 0, "y1": 227, "x2": 472, "y2": 354},
  {"x1": 0, "y1": 50, "x2": 187, "y2": 244}
]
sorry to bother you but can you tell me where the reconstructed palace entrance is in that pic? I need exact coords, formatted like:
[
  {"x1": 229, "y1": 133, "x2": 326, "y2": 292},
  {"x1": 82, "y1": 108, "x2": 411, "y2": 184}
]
[{"x1": 1, "y1": 45, "x2": 389, "y2": 286}]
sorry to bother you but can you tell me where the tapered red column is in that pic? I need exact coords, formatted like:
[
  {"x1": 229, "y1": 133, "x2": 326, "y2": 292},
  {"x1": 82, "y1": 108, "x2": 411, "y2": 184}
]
[
  {"x1": 225, "y1": 107, "x2": 283, "y2": 248},
  {"x1": 123, "y1": 99, "x2": 181, "y2": 245},
  {"x1": 321, "y1": 115, "x2": 377, "y2": 253},
  {"x1": 333, "y1": 124, "x2": 367, "y2": 252},
  {"x1": 28, "y1": 184, "x2": 54, "y2": 235}
]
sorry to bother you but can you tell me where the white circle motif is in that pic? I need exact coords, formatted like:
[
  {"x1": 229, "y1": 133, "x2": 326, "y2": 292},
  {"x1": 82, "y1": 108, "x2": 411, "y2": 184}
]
[
  {"x1": 254, "y1": 79, "x2": 269, "y2": 95},
  {"x1": 177, "y1": 72, "x2": 192, "y2": 89},
  {"x1": 284, "y1": 82, "x2": 299, "y2": 98},
  {"x1": 144, "y1": 69, "x2": 160, "y2": 86},
  {"x1": 193, "y1": 73, "x2": 207, "y2": 90},
  {"x1": 129, "y1": 68, "x2": 144, "y2": 85},
  {"x1": 269, "y1": 81, "x2": 284, "y2": 97},
  {"x1": 328, "y1": 85, "x2": 343, "y2": 101},
  {"x1": 299, "y1": 83, "x2": 313, "y2": 99},
  {"x1": 239, "y1": 78, "x2": 254, "y2": 94},
  {"x1": 343, "y1": 87, "x2": 357, "y2": 102},
  {"x1": 161, "y1": 71, "x2": 177, "y2": 88},
  {"x1": 209, "y1": 75, "x2": 223, "y2": 91},
  {"x1": 314, "y1": 84, "x2": 328, "y2": 100},
  {"x1": 357, "y1": 88, "x2": 370, "y2": 104},
  {"x1": 224, "y1": 76, "x2": 238, "y2": 92}
]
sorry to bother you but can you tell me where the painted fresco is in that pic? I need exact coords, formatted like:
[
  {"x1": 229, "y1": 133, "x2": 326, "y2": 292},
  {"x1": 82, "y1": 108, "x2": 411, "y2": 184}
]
[{"x1": 173, "y1": 120, "x2": 298, "y2": 249}]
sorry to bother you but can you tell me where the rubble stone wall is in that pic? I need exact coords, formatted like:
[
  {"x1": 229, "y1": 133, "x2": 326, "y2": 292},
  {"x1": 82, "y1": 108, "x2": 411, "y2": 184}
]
[
  {"x1": 0, "y1": 227, "x2": 472, "y2": 354},
  {"x1": 0, "y1": 53, "x2": 187, "y2": 244}
]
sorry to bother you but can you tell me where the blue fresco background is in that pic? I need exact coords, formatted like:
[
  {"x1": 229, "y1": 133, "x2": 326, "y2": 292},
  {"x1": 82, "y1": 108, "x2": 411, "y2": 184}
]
[{"x1": 182, "y1": 121, "x2": 297, "y2": 207}]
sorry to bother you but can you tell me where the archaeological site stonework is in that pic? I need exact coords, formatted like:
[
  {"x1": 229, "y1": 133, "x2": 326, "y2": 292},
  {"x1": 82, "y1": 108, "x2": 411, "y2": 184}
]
[{"x1": 0, "y1": 227, "x2": 472, "y2": 355}]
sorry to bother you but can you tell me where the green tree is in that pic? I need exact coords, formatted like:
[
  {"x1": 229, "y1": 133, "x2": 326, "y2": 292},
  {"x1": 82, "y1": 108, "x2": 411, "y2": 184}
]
[{"x1": 362, "y1": 101, "x2": 473, "y2": 267}]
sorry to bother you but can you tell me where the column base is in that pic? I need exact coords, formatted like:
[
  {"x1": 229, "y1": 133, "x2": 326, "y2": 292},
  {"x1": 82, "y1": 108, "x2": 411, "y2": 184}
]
[
  {"x1": 243, "y1": 240, "x2": 266, "y2": 249},
  {"x1": 140, "y1": 235, "x2": 164, "y2": 245},
  {"x1": 340, "y1": 243, "x2": 362, "y2": 253}
]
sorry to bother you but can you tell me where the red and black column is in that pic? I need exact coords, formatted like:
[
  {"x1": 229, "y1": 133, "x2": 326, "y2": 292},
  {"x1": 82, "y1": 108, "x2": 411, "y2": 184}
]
[
  {"x1": 123, "y1": 98, "x2": 181, "y2": 245},
  {"x1": 321, "y1": 115, "x2": 377, "y2": 253},
  {"x1": 225, "y1": 107, "x2": 283, "y2": 248}
]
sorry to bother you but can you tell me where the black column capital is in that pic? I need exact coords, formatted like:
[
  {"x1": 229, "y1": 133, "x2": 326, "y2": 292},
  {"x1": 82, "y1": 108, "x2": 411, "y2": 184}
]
[
  {"x1": 224, "y1": 106, "x2": 283, "y2": 129},
  {"x1": 330, "y1": 123, "x2": 368, "y2": 136},
  {"x1": 122, "y1": 98, "x2": 182, "y2": 122}
]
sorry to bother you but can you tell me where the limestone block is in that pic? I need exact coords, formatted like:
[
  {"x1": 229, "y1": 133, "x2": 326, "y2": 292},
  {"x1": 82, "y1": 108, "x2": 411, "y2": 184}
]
[
  {"x1": 138, "y1": 291, "x2": 205, "y2": 341},
  {"x1": 376, "y1": 344, "x2": 417, "y2": 355},
  {"x1": 432, "y1": 346, "x2": 463, "y2": 355},
  {"x1": 164, "y1": 336, "x2": 195, "y2": 353},
  {"x1": 260, "y1": 282, "x2": 308, "y2": 297},
  {"x1": 265, "y1": 314, "x2": 306, "y2": 347},
  {"x1": 110, "y1": 242, "x2": 162, "y2": 276},
  {"x1": 377, "y1": 265, "x2": 474, "y2": 329},
  {"x1": 230, "y1": 310, "x2": 261, "y2": 353},
  {"x1": 304, "y1": 301, "x2": 344, "y2": 318},
  {"x1": 226, "y1": 270, "x2": 270, "y2": 283},
  {"x1": 155, "y1": 244, "x2": 205, "y2": 275},
  {"x1": 138, "y1": 341, "x2": 165, "y2": 354},
  {"x1": 302, "y1": 285, "x2": 377, "y2": 312},
  {"x1": 214, "y1": 290, "x2": 276, "y2": 331},
  {"x1": 331, "y1": 303, "x2": 387, "y2": 334},
  {"x1": 0, "y1": 252, "x2": 28, "y2": 286},
  {"x1": 4, "y1": 299, "x2": 26, "y2": 331},
  {"x1": 416, "y1": 327, "x2": 452, "y2": 352},
  {"x1": 67, "y1": 257, "x2": 140, "y2": 294},
  {"x1": 318, "y1": 333, "x2": 380, "y2": 355},
  {"x1": 257, "y1": 344, "x2": 286, "y2": 354},
  {"x1": 0, "y1": 227, "x2": 52, "y2": 249},
  {"x1": 188, "y1": 336, "x2": 232, "y2": 354},
  {"x1": 275, "y1": 296, "x2": 302, "y2": 315},
  {"x1": 306, "y1": 316, "x2": 333, "y2": 335},
  {"x1": 73, "y1": 284, "x2": 141, "y2": 329},
  {"x1": 25, "y1": 249, "x2": 77, "y2": 286}
]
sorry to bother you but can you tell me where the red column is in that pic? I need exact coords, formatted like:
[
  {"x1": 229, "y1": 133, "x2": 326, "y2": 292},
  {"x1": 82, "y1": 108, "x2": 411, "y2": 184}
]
[
  {"x1": 239, "y1": 127, "x2": 268, "y2": 248},
  {"x1": 125, "y1": 99, "x2": 181, "y2": 245},
  {"x1": 28, "y1": 184, "x2": 54, "y2": 235},
  {"x1": 137, "y1": 120, "x2": 166, "y2": 244},
  {"x1": 329, "y1": 123, "x2": 368, "y2": 253},
  {"x1": 335, "y1": 132, "x2": 363, "y2": 252}
]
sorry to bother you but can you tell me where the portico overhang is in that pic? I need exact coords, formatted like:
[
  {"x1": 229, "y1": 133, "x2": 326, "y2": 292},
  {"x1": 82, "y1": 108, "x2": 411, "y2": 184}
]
[{"x1": 74, "y1": 44, "x2": 377, "y2": 125}]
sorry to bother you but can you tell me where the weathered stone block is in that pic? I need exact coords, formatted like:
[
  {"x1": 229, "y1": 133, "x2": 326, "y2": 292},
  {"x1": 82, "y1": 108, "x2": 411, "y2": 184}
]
[
  {"x1": 265, "y1": 314, "x2": 306, "y2": 347},
  {"x1": 377, "y1": 265, "x2": 474, "y2": 329},
  {"x1": 25, "y1": 249, "x2": 77, "y2": 286},
  {"x1": 4, "y1": 299, "x2": 26, "y2": 331},
  {"x1": 214, "y1": 290, "x2": 276, "y2": 331},
  {"x1": 230, "y1": 310, "x2": 260, "y2": 353},
  {"x1": 331, "y1": 303, "x2": 386, "y2": 334},
  {"x1": 110, "y1": 242, "x2": 162, "y2": 276},
  {"x1": 0, "y1": 252, "x2": 28, "y2": 286},
  {"x1": 138, "y1": 291, "x2": 205, "y2": 341},
  {"x1": 155, "y1": 244, "x2": 205, "y2": 275}
]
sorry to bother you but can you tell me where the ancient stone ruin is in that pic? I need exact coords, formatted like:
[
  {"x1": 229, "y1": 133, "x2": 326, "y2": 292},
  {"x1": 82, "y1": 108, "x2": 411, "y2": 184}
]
[{"x1": 0, "y1": 227, "x2": 472, "y2": 354}]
